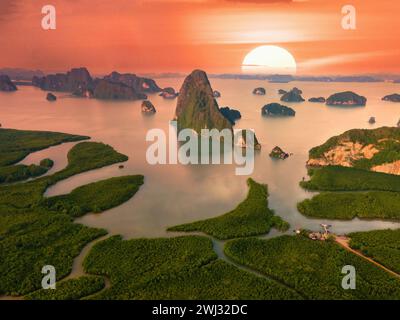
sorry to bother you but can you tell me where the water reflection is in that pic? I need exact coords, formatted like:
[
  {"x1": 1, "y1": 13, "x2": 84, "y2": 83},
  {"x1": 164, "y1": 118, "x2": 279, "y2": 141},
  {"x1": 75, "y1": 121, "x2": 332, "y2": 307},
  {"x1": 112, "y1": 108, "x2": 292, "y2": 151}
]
[{"x1": 1, "y1": 79, "x2": 400, "y2": 238}]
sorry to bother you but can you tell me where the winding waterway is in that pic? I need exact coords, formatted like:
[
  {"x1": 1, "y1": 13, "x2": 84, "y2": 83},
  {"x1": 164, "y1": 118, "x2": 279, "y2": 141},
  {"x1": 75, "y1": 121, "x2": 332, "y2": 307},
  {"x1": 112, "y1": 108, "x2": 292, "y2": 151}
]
[{"x1": 3, "y1": 79, "x2": 399, "y2": 237}]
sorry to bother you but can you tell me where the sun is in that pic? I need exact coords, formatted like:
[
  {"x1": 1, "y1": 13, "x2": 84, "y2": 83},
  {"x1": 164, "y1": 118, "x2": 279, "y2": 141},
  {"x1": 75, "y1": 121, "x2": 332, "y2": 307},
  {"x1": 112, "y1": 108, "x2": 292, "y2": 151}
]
[{"x1": 242, "y1": 45, "x2": 297, "y2": 75}]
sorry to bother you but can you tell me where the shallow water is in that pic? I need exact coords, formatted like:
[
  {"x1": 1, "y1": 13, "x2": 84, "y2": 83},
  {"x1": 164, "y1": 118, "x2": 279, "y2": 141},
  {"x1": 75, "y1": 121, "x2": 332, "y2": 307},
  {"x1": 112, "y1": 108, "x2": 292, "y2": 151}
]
[{"x1": 1, "y1": 79, "x2": 400, "y2": 238}]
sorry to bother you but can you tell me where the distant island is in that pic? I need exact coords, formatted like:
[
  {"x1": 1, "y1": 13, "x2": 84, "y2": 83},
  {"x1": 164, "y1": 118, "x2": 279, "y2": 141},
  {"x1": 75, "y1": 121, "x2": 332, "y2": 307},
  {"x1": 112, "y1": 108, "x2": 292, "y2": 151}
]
[
  {"x1": 382, "y1": 93, "x2": 400, "y2": 102},
  {"x1": 0, "y1": 75, "x2": 17, "y2": 92},
  {"x1": 219, "y1": 107, "x2": 242, "y2": 125},
  {"x1": 252, "y1": 87, "x2": 266, "y2": 95},
  {"x1": 208, "y1": 73, "x2": 391, "y2": 83},
  {"x1": 31, "y1": 68, "x2": 164, "y2": 101},
  {"x1": 262, "y1": 103, "x2": 295, "y2": 117},
  {"x1": 159, "y1": 87, "x2": 178, "y2": 99},
  {"x1": 308, "y1": 97, "x2": 326, "y2": 103},
  {"x1": 280, "y1": 87, "x2": 304, "y2": 103},
  {"x1": 326, "y1": 91, "x2": 367, "y2": 106}
]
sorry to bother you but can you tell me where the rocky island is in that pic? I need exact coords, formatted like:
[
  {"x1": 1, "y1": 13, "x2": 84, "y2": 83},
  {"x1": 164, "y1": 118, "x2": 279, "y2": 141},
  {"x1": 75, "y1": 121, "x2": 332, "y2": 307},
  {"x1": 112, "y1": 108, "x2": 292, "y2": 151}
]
[
  {"x1": 278, "y1": 89, "x2": 287, "y2": 95},
  {"x1": 0, "y1": 75, "x2": 17, "y2": 92},
  {"x1": 92, "y1": 79, "x2": 147, "y2": 100},
  {"x1": 103, "y1": 71, "x2": 161, "y2": 93},
  {"x1": 141, "y1": 100, "x2": 156, "y2": 114},
  {"x1": 33, "y1": 67, "x2": 93, "y2": 96},
  {"x1": 252, "y1": 87, "x2": 266, "y2": 95},
  {"x1": 326, "y1": 91, "x2": 366, "y2": 106},
  {"x1": 46, "y1": 93, "x2": 57, "y2": 101},
  {"x1": 33, "y1": 67, "x2": 163, "y2": 101},
  {"x1": 159, "y1": 87, "x2": 178, "y2": 99},
  {"x1": 213, "y1": 90, "x2": 221, "y2": 98},
  {"x1": 280, "y1": 87, "x2": 304, "y2": 102},
  {"x1": 262, "y1": 103, "x2": 295, "y2": 117},
  {"x1": 219, "y1": 107, "x2": 241, "y2": 125},
  {"x1": 382, "y1": 93, "x2": 400, "y2": 102},
  {"x1": 175, "y1": 70, "x2": 233, "y2": 133},
  {"x1": 369, "y1": 117, "x2": 376, "y2": 124},
  {"x1": 175, "y1": 69, "x2": 260, "y2": 149},
  {"x1": 308, "y1": 97, "x2": 325, "y2": 103},
  {"x1": 269, "y1": 146, "x2": 290, "y2": 160}
]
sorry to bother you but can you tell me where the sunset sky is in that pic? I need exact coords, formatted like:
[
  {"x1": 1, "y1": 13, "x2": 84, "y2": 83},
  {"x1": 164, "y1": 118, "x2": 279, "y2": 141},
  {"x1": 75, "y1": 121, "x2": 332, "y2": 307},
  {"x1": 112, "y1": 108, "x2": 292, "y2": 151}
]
[{"x1": 1, "y1": 0, "x2": 399, "y2": 75}]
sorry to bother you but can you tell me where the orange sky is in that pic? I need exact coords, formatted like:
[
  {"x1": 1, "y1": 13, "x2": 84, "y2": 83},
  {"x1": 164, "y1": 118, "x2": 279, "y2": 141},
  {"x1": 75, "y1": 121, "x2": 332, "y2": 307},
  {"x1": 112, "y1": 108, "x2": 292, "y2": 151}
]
[{"x1": 1, "y1": 0, "x2": 399, "y2": 75}]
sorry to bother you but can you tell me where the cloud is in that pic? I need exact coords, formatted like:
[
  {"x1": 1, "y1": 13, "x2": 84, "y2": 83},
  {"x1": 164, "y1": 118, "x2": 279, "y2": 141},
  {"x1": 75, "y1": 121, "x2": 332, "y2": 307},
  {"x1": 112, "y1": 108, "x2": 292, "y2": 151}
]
[{"x1": 298, "y1": 50, "x2": 400, "y2": 70}]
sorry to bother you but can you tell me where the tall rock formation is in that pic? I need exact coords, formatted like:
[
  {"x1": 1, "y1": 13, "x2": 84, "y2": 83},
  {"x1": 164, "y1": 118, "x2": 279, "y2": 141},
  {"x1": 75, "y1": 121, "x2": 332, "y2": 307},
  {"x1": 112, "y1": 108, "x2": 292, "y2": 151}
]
[{"x1": 175, "y1": 70, "x2": 232, "y2": 133}]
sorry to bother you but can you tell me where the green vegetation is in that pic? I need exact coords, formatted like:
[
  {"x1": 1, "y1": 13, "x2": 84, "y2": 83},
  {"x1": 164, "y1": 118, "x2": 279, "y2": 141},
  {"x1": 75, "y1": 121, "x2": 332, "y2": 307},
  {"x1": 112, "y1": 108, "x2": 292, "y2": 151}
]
[
  {"x1": 84, "y1": 235, "x2": 301, "y2": 300},
  {"x1": 45, "y1": 142, "x2": 128, "y2": 184},
  {"x1": 0, "y1": 163, "x2": 48, "y2": 184},
  {"x1": 0, "y1": 142, "x2": 129, "y2": 213},
  {"x1": 25, "y1": 276, "x2": 105, "y2": 300},
  {"x1": 0, "y1": 158, "x2": 54, "y2": 184},
  {"x1": 40, "y1": 158, "x2": 54, "y2": 168},
  {"x1": 225, "y1": 235, "x2": 400, "y2": 299},
  {"x1": 0, "y1": 212, "x2": 106, "y2": 295},
  {"x1": 168, "y1": 178, "x2": 289, "y2": 240},
  {"x1": 43, "y1": 175, "x2": 144, "y2": 217},
  {"x1": 0, "y1": 128, "x2": 88, "y2": 166},
  {"x1": 349, "y1": 229, "x2": 400, "y2": 274},
  {"x1": 300, "y1": 127, "x2": 400, "y2": 221},
  {"x1": 309, "y1": 127, "x2": 400, "y2": 162},
  {"x1": 297, "y1": 191, "x2": 400, "y2": 220},
  {"x1": 0, "y1": 129, "x2": 143, "y2": 296},
  {"x1": 301, "y1": 166, "x2": 400, "y2": 192}
]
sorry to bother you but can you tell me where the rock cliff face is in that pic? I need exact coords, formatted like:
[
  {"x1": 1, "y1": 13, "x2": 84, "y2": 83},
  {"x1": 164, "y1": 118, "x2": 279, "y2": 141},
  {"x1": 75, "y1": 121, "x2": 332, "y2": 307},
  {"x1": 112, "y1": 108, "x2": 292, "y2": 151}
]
[
  {"x1": 33, "y1": 68, "x2": 93, "y2": 96},
  {"x1": 382, "y1": 93, "x2": 400, "y2": 102},
  {"x1": 175, "y1": 70, "x2": 232, "y2": 133},
  {"x1": 92, "y1": 79, "x2": 147, "y2": 100},
  {"x1": 326, "y1": 91, "x2": 366, "y2": 106},
  {"x1": 0, "y1": 75, "x2": 17, "y2": 91},
  {"x1": 104, "y1": 72, "x2": 161, "y2": 93},
  {"x1": 307, "y1": 142, "x2": 379, "y2": 167},
  {"x1": 306, "y1": 127, "x2": 400, "y2": 175},
  {"x1": 280, "y1": 87, "x2": 304, "y2": 102},
  {"x1": 262, "y1": 103, "x2": 295, "y2": 117}
]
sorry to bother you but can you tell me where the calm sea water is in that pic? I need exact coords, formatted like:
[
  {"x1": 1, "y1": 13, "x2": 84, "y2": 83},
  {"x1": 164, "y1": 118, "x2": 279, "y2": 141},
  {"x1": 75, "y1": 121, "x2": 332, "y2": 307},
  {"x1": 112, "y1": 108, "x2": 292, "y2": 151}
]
[{"x1": 1, "y1": 79, "x2": 400, "y2": 238}]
